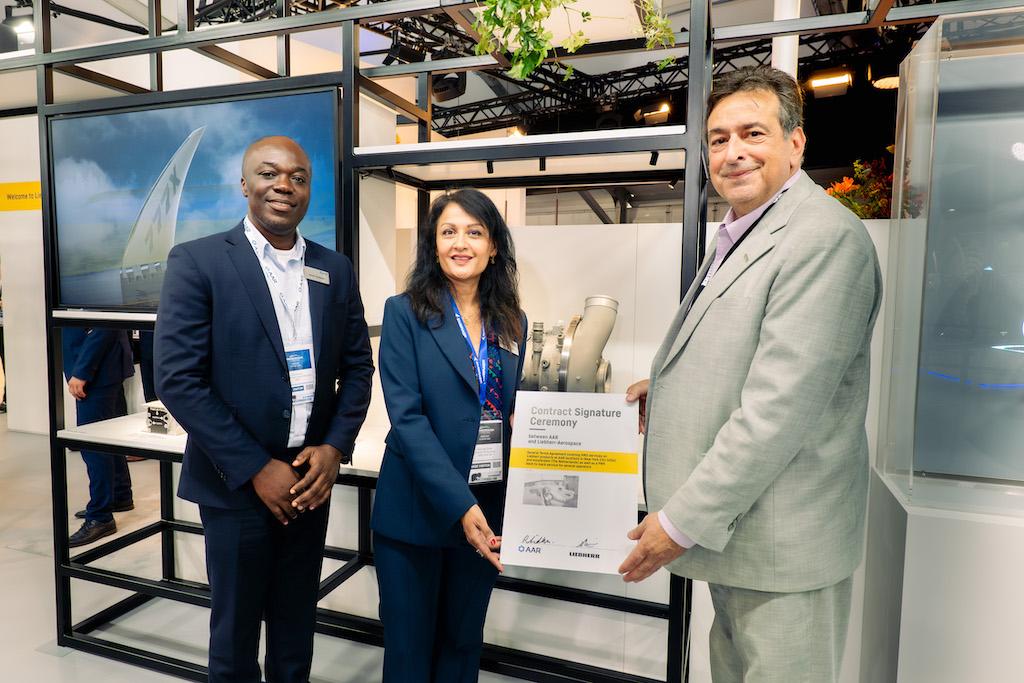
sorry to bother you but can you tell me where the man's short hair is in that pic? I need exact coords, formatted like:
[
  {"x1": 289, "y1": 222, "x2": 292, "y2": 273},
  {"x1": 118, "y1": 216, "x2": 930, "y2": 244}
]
[{"x1": 707, "y1": 66, "x2": 804, "y2": 136}]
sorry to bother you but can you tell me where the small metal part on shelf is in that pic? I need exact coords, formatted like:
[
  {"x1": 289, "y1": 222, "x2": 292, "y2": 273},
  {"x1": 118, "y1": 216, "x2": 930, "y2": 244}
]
[{"x1": 144, "y1": 400, "x2": 184, "y2": 435}]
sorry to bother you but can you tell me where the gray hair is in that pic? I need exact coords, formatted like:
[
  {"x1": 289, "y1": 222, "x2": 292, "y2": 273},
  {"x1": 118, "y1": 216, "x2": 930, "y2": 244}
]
[{"x1": 707, "y1": 66, "x2": 804, "y2": 135}]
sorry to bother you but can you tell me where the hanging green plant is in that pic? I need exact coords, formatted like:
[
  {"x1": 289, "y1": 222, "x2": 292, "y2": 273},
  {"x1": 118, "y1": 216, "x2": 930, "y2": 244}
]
[
  {"x1": 636, "y1": 0, "x2": 677, "y2": 69},
  {"x1": 472, "y1": 0, "x2": 676, "y2": 80}
]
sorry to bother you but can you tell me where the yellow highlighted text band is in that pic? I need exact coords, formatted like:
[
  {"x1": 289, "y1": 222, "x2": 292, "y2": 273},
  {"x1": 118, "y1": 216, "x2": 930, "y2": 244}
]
[
  {"x1": 0, "y1": 182, "x2": 42, "y2": 211},
  {"x1": 510, "y1": 448, "x2": 638, "y2": 474}
]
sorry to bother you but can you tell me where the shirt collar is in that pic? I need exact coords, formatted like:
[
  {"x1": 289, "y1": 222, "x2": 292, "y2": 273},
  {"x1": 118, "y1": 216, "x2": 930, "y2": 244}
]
[
  {"x1": 243, "y1": 215, "x2": 306, "y2": 264},
  {"x1": 719, "y1": 169, "x2": 802, "y2": 242}
]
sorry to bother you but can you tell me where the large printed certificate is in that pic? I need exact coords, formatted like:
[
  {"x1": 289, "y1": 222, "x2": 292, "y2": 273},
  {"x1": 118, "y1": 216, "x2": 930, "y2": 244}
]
[{"x1": 500, "y1": 391, "x2": 639, "y2": 574}]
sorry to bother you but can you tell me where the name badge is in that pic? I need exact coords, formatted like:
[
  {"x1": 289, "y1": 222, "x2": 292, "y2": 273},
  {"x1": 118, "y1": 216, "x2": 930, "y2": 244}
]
[
  {"x1": 470, "y1": 416, "x2": 504, "y2": 485},
  {"x1": 284, "y1": 338, "x2": 315, "y2": 406},
  {"x1": 303, "y1": 266, "x2": 330, "y2": 285}
]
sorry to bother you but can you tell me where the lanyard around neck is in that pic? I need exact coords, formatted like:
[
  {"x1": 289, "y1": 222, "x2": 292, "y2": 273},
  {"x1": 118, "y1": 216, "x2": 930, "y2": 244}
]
[
  {"x1": 246, "y1": 225, "x2": 305, "y2": 342},
  {"x1": 448, "y1": 291, "x2": 487, "y2": 405}
]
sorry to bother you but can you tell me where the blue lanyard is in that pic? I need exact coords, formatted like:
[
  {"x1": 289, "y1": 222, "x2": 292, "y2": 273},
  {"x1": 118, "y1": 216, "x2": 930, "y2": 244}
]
[{"x1": 449, "y1": 292, "x2": 488, "y2": 405}]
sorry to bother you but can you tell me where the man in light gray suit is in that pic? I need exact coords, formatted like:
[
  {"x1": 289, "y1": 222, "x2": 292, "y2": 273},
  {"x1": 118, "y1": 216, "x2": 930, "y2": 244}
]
[{"x1": 619, "y1": 66, "x2": 882, "y2": 682}]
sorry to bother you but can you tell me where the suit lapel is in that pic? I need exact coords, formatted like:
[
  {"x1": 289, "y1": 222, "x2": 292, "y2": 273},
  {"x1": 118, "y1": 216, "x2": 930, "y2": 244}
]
[
  {"x1": 429, "y1": 307, "x2": 479, "y2": 395},
  {"x1": 225, "y1": 223, "x2": 288, "y2": 374},
  {"x1": 659, "y1": 228, "x2": 776, "y2": 371},
  {"x1": 651, "y1": 249, "x2": 714, "y2": 378},
  {"x1": 654, "y1": 171, "x2": 817, "y2": 375},
  {"x1": 303, "y1": 244, "x2": 328, "y2": 363},
  {"x1": 499, "y1": 344, "x2": 519, "y2": 414}
]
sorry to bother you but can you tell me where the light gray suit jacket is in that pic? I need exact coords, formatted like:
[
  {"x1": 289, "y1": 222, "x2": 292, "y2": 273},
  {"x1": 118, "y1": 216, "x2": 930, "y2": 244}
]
[{"x1": 644, "y1": 170, "x2": 882, "y2": 593}]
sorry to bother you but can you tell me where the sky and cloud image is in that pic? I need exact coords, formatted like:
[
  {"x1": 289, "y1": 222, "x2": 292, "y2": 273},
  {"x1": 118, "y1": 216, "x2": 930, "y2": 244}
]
[{"x1": 51, "y1": 89, "x2": 337, "y2": 308}]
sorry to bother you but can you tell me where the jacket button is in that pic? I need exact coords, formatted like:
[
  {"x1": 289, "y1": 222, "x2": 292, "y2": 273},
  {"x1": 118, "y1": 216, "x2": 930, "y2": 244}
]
[{"x1": 282, "y1": 409, "x2": 291, "y2": 419}]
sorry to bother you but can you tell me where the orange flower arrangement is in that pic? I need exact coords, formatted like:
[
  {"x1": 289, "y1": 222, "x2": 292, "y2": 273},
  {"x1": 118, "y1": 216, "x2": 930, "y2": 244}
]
[
  {"x1": 829, "y1": 176, "x2": 857, "y2": 194},
  {"x1": 826, "y1": 157, "x2": 894, "y2": 220}
]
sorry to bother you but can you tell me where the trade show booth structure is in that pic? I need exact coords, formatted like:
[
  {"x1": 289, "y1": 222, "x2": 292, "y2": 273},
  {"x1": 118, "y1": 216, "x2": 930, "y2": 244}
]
[
  {"x1": 1, "y1": 1, "x2": 1021, "y2": 683},
  {"x1": 22, "y1": 2, "x2": 713, "y2": 680}
]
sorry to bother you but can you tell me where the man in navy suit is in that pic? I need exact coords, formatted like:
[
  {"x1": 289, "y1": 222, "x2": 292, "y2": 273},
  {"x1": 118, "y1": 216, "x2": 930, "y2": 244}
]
[
  {"x1": 63, "y1": 328, "x2": 135, "y2": 547},
  {"x1": 155, "y1": 136, "x2": 373, "y2": 683}
]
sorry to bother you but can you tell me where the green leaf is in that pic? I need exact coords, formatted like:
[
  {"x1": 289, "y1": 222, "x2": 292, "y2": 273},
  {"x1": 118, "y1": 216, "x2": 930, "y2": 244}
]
[
  {"x1": 563, "y1": 64, "x2": 575, "y2": 80},
  {"x1": 508, "y1": 62, "x2": 529, "y2": 80},
  {"x1": 562, "y1": 30, "x2": 589, "y2": 53},
  {"x1": 472, "y1": 0, "x2": 680, "y2": 81}
]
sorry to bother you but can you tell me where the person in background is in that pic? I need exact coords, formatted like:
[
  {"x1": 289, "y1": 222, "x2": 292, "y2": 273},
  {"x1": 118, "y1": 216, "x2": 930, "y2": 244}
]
[
  {"x1": 372, "y1": 188, "x2": 527, "y2": 683},
  {"x1": 63, "y1": 327, "x2": 135, "y2": 546}
]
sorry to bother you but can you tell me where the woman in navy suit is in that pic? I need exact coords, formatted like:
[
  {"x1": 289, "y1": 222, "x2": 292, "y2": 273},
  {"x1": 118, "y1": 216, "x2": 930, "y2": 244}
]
[{"x1": 372, "y1": 188, "x2": 527, "y2": 683}]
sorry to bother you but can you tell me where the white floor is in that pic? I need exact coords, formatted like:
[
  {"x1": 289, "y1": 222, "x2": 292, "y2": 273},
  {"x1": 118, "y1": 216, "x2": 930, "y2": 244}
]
[{"x1": 0, "y1": 414, "x2": 520, "y2": 682}]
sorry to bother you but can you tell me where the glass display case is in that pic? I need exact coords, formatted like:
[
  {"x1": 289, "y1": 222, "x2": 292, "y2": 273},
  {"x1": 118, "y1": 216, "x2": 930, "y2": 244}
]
[{"x1": 878, "y1": 8, "x2": 1024, "y2": 512}]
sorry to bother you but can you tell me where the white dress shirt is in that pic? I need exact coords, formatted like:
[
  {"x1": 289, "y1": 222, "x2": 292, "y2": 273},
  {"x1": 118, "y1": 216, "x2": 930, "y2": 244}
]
[{"x1": 243, "y1": 216, "x2": 315, "y2": 448}]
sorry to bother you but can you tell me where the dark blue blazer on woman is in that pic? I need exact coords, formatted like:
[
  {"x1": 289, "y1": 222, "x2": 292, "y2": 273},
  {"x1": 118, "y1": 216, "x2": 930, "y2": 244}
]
[{"x1": 371, "y1": 294, "x2": 527, "y2": 548}]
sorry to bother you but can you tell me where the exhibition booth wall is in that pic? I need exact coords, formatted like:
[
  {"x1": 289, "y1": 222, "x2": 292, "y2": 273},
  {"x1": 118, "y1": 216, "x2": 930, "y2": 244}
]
[
  {"x1": 0, "y1": 87, "x2": 888, "y2": 681},
  {"x1": 10, "y1": 4, "x2": 1024, "y2": 681}
]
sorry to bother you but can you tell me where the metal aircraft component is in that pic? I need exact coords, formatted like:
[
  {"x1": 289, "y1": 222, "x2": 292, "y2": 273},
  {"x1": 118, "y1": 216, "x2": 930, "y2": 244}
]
[
  {"x1": 521, "y1": 296, "x2": 618, "y2": 393},
  {"x1": 145, "y1": 400, "x2": 184, "y2": 436}
]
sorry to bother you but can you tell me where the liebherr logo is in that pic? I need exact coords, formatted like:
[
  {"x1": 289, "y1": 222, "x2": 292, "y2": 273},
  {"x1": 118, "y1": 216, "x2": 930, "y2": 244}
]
[{"x1": 569, "y1": 551, "x2": 600, "y2": 559}]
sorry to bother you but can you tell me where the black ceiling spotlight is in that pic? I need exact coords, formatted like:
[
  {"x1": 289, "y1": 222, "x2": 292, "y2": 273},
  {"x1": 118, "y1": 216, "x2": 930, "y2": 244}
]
[
  {"x1": 868, "y1": 61, "x2": 900, "y2": 91},
  {"x1": 0, "y1": 23, "x2": 17, "y2": 53},
  {"x1": 1, "y1": 5, "x2": 33, "y2": 52},
  {"x1": 595, "y1": 112, "x2": 623, "y2": 130},
  {"x1": 807, "y1": 69, "x2": 853, "y2": 98},
  {"x1": 381, "y1": 34, "x2": 425, "y2": 66},
  {"x1": 432, "y1": 71, "x2": 467, "y2": 103},
  {"x1": 634, "y1": 101, "x2": 671, "y2": 125}
]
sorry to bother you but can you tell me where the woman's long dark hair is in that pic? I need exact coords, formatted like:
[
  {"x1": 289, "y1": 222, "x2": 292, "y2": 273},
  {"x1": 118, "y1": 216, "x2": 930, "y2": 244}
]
[{"x1": 406, "y1": 188, "x2": 521, "y2": 345}]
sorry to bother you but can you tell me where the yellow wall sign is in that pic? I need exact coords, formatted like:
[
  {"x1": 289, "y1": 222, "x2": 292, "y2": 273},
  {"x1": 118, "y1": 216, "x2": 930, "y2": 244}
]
[{"x1": 0, "y1": 182, "x2": 42, "y2": 211}]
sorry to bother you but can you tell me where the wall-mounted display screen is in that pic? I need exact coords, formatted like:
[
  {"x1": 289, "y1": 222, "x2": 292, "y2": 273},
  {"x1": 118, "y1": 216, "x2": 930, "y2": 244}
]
[{"x1": 50, "y1": 88, "x2": 338, "y2": 309}]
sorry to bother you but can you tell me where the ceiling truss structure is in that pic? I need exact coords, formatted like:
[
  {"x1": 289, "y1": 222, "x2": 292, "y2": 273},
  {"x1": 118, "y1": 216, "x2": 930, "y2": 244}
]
[
  {"x1": 193, "y1": 0, "x2": 280, "y2": 24},
  {"x1": 16, "y1": 0, "x2": 1023, "y2": 138},
  {"x1": 430, "y1": 29, "x2": 918, "y2": 137}
]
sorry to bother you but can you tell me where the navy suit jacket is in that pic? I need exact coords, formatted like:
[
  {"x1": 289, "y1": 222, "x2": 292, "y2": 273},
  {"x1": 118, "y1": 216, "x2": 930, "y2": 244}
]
[
  {"x1": 154, "y1": 222, "x2": 374, "y2": 510},
  {"x1": 371, "y1": 293, "x2": 527, "y2": 547},
  {"x1": 61, "y1": 328, "x2": 134, "y2": 389}
]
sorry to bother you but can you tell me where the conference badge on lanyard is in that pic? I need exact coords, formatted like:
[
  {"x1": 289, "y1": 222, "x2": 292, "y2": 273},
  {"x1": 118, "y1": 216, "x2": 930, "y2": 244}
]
[
  {"x1": 284, "y1": 338, "x2": 315, "y2": 406},
  {"x1": 471, "y1": 418, "x2": 503, "y2": 485},
  {"x1": 449, "y1": 293, "x2": 503, "y2": 485}
]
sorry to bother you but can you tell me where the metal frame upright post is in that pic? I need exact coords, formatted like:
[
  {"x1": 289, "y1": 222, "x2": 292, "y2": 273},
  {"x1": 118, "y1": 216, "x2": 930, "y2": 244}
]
[
  {"x1": 682, "y1": 0, "x2": 714, "y2": 299},
  {"x1": 672, "y1": 1, "x2": 714, "y2": 680},
  {"x1": 34, "y1": 0, "x2": 72, "y2": 648},
  {"x1": 341, "y1": 19, "x2": 359, "y2": 267}
]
